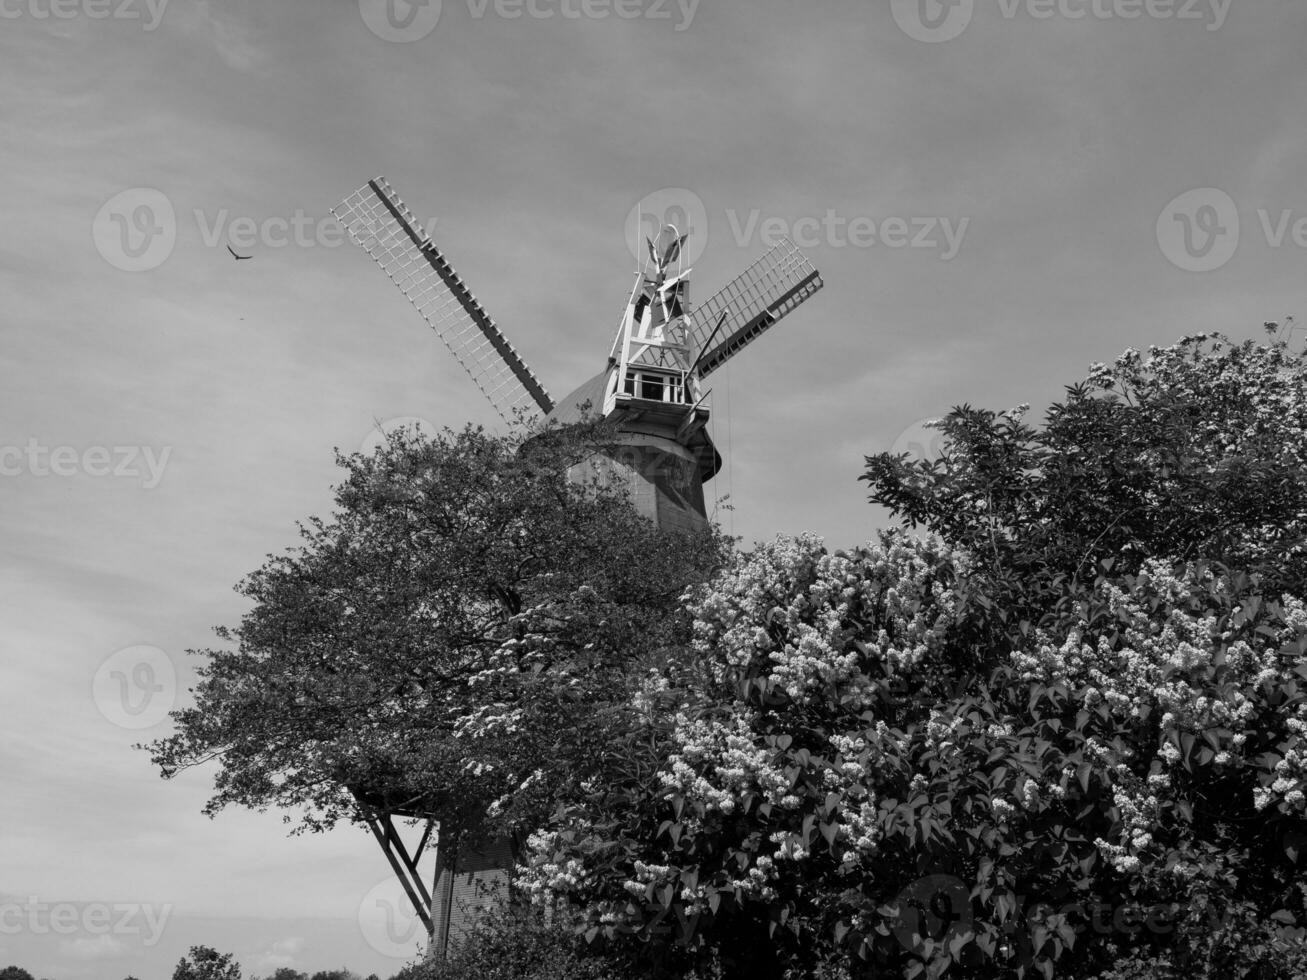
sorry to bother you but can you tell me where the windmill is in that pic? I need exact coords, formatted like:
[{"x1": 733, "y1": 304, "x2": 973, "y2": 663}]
[{"x1": 330, "y1": 176, "x2": 824, "y2": 953}]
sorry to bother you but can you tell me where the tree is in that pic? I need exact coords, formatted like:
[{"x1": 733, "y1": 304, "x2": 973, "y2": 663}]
[
  {"x1": 0, "y1": 966, "x2": 36, "y2": 980},
  {"x1": 521, "y1": 332, "x2": 1307, "y2": 979},
  {"x1": 173, "y1": 945, "x2": 241, "y2": 980},
  {"x1": 863, "y1": 331, "x2": 1307, "y2": 625},
  {"x1": 146, "y1": 420, "x2": 726, "y2": 853}
]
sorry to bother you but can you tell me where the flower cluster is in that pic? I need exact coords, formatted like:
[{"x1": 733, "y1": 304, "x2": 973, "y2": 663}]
[
  {"x1": 660, "y1": 711, "x2": 792, "y2": 817},
  {"x1": 685, "y1": 531, "x2": 963, "y2": 710}
]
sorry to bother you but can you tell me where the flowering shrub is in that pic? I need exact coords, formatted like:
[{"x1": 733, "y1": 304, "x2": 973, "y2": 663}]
[
  {"x1": 521, "y1": 533, "x2": 1307, "y2": 978},
  {"x1": 519, "y1": 331, "x2": 1307, "y2": 979}
]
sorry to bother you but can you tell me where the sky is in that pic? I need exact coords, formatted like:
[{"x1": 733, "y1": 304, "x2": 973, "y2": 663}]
[{"x1": 2, "y1": 0, "x2": 1307, "y2": 977}]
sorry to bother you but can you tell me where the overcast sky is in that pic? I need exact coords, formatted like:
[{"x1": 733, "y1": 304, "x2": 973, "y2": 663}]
[{"x1": 3, "y1": 1, "x2": 1307, "y2": 978}]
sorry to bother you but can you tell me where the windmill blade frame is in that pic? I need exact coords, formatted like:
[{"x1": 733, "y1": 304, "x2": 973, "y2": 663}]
[
  {"x1": 686, "y1": 237, "x2": 823, "y2": 378},
  {"x1": 332, "y1": 177, "x2": 554, "y2": 422}
]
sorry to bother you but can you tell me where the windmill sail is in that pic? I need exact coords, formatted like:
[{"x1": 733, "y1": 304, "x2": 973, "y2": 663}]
[
  {"x1": 332, "y1": 178, "x2": 554, "y2": 421},
  {"x1": 686, "y1": 237, "x2": 823, "y2": 378}
]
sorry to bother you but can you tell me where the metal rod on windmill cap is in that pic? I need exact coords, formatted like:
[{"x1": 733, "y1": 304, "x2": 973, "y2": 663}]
[{"x1": 688, "y1": 310, "x2": 730, "y2": 377}]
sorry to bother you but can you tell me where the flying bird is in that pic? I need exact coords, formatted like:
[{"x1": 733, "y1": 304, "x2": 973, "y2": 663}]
[{"x1": 227, "y1": 245, "x2": 252, "y2": 261}]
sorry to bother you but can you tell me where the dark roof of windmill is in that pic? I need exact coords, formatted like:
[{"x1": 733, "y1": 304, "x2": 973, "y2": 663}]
[{"x1": 545, "y1": 367, "x2": 613, "y2": 425}]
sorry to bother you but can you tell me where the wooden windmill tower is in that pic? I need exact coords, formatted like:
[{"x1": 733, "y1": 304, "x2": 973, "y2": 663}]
[{"x1": 331, "y1": 176, "x2": 824, "y2": 954}]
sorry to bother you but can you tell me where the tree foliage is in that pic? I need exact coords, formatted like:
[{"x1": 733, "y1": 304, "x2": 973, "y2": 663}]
[
  {"x1": 147, "y1": 420, "x2": 726, "y2": 851},
  {"x1": 863, "y1": 332, "x2": 1307, "y2": 615},
  {"x1": 173, "y1": 946, "x2": 242, "y2": 980}
]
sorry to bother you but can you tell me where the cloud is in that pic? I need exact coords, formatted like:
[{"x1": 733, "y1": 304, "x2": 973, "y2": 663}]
[
  {"x1": 252, "y1": 936, "x2": 306, "y2": 973},
  {"x1": 169, "y1": 0, "x2": 267, "y2": 72},
  {"x1": 60, "y1": 934, "x2": 130, "y2": 960}
]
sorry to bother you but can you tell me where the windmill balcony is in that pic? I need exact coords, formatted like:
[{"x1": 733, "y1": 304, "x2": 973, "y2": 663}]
[{"x1": 620, "y1": 369, "x2": 686, "y2": 405}]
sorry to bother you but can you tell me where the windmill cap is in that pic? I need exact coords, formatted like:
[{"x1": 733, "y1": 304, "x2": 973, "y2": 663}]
[{"x1": 542, "y1": 367, "x2": 722, "y2": 483}]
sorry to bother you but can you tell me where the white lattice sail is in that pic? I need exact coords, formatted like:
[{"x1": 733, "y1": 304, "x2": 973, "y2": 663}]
[
  {"x1": 686, "y1": 237, "x2": 823, "y2": 377},
  {"x1": 332, "y1": 177, "x2": 554, "y2": 422}
]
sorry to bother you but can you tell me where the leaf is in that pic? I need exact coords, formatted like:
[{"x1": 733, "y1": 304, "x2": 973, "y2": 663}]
[
  {"x1": 1285, "y1": 830, "x2": 1307, "y2": 863},
  {"x1": 1076, "y1": 763, "x2": 1092, "y2": 794}
]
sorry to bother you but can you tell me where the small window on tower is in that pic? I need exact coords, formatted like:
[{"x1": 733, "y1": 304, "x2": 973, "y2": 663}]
[{"x1": 640, "y1": 375, "x2": 666, "y2": 401}]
